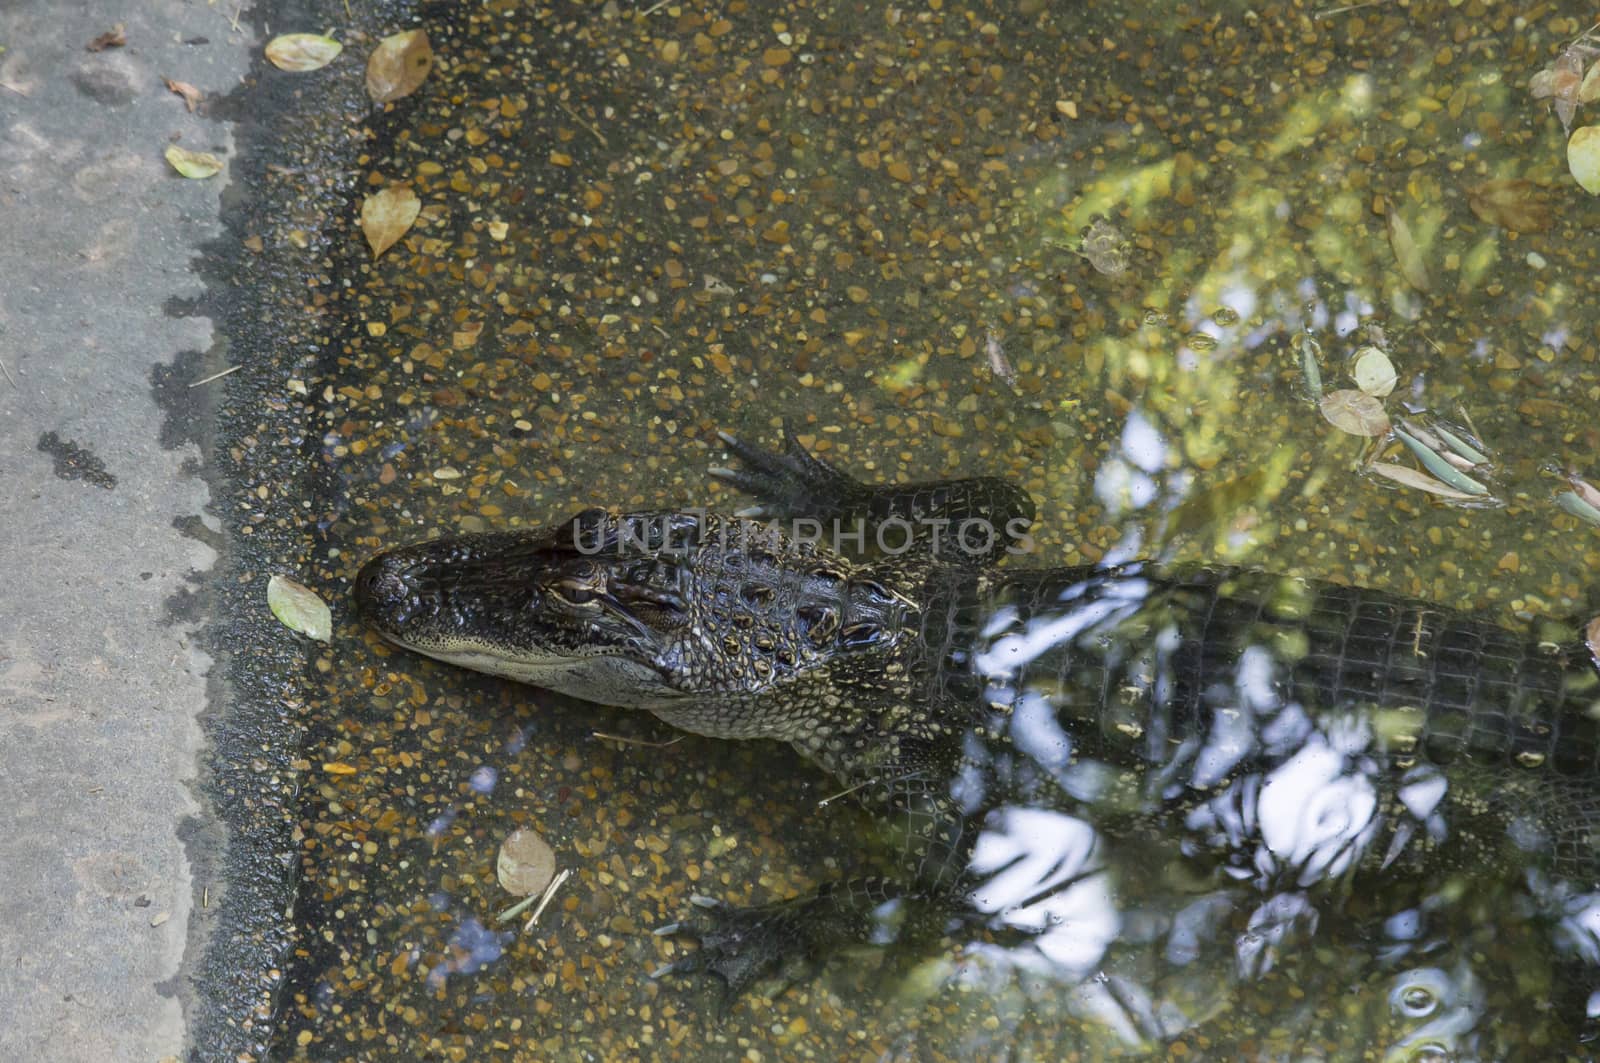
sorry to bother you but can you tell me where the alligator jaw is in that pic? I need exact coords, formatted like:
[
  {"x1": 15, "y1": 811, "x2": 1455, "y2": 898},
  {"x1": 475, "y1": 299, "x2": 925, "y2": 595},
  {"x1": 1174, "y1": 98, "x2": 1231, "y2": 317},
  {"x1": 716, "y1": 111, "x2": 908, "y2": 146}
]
[{"x1": 351, "y1": 528, "x2": 689, "y2": 710}]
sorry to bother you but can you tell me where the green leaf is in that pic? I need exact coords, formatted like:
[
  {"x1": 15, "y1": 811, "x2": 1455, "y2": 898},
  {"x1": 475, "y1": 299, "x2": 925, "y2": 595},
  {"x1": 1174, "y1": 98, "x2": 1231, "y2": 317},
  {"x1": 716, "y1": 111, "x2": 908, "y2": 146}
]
[{"x1": 267, "y1": 575, "x2": 332, "y2": 642}]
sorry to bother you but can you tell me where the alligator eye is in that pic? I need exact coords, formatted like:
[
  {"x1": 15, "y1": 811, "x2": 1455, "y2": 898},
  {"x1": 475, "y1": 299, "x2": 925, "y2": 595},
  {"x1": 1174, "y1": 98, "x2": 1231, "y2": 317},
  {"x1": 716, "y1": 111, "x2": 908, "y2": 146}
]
[
  {"x1": 549, "y1": 578, "x2": 602, "y2": 609},
  {"x1": 796, "y1": 603, "x2": 840, "y2": 646},
  {"x1": 839, "y1": 622, "x2": 884, "y2": 649}
]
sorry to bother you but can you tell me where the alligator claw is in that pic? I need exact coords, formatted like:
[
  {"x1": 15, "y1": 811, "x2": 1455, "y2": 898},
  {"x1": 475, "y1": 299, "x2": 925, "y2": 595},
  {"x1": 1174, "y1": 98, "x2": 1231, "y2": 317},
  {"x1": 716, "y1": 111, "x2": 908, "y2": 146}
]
[
  {"x1": 651, "y1": 890, "x2": 828, "y2": 1003},
  {"x1": 710, "y1": 426, "x2": 865, "y2": 520}
]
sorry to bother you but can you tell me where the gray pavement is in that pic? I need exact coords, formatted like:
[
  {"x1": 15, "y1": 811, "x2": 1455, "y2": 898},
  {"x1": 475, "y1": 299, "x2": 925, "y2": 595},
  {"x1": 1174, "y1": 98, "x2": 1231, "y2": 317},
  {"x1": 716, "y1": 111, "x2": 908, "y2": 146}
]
[{"x1": 0, "y1": 1, "x2": 253, "y2": 1058}]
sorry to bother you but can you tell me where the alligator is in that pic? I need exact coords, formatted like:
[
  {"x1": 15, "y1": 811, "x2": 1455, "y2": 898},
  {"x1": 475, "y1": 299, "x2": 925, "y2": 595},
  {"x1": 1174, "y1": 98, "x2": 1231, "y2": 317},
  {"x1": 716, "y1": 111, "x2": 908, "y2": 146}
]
[{"x1": 354, "y1": 430, "x2": 1600, "y2": 1045}]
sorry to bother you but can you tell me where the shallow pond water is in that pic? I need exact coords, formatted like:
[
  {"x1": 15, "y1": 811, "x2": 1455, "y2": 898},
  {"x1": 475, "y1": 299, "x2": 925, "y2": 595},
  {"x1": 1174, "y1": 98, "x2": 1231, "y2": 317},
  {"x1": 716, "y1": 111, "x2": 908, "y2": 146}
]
[{"x1": 268, "y1": 2, "x2": 1600, "y2": 1059}]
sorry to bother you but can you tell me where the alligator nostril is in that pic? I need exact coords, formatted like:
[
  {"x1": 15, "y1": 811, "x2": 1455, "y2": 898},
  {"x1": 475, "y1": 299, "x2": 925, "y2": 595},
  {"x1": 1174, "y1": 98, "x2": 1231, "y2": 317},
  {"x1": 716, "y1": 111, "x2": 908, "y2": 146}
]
[{"x1": 354, "y1": 552, "x2": 406, "y2": 617}]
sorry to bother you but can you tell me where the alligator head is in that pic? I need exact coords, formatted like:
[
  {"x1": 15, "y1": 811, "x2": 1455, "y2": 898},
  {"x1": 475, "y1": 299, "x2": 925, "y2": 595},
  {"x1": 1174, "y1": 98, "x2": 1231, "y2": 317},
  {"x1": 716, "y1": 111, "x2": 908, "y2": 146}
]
[{"x1": 353, "y1": 509, "x2": 913, "y2": 739}]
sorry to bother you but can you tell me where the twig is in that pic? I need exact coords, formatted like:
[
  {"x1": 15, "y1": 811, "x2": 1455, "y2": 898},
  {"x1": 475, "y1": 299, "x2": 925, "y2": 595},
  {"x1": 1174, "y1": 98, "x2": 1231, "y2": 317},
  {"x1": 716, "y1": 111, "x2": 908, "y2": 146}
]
[
  {"x1": 642, "y1": 0, "x2": 672, "y2": 14},
  {"x1": 1314, "y1": 0, "x2": 1393, "y2": 17},
  {"x1": 230, "y1": 3, "x2": 242, "y2": 33},
  {"x1": 817, "y1": 769, "x2": 929, "y2": 808},
  {"x1": 523, "y1": 868, "x2": 571, "y2": 931},
  {"x1": 557, "y1": 100, "x2": 609, "y2": 147},
  {"x1": 590, "y1": 729, "x2": 684, "y2": 748},
  {"x1": 0, "y1": 357, "x2": 17, "y2": 390},
  {"x1": 188, "y1": 364, "x2": 241, "y2": 388}
]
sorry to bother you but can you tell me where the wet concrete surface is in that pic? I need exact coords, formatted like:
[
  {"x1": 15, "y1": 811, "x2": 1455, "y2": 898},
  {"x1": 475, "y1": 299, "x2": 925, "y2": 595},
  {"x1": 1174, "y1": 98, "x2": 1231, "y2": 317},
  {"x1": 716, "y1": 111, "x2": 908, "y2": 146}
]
[{"x1": 0, "y1": 1, "x2": 247, "y2": 1059}]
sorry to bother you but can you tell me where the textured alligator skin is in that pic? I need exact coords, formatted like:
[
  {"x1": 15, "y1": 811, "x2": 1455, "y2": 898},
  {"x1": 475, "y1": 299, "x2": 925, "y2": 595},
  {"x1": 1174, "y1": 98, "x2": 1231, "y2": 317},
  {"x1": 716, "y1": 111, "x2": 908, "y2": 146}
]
[{"x1": 354, "y1": 431, "x2": 1600, "y2": 1049}]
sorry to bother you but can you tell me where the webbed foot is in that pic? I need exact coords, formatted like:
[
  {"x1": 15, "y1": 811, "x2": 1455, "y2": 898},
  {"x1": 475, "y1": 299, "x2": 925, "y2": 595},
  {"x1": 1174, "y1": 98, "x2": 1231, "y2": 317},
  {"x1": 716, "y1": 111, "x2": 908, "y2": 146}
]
[
  {"x1": 709, "y1": 427, "x2": 868, "y2": 521},
  {"x1": 652, "y1": 893, "x2": 825, "y2": 1004}
]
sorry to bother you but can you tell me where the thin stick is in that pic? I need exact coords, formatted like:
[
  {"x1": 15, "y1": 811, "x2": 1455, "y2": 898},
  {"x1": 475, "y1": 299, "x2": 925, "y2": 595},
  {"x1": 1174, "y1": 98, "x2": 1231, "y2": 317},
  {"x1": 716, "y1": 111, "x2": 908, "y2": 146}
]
[
  {"x1": 817, "y1": 769, "x2": 928, "y2": 808},
  {"x1": 591, "y1": 730, "x2": 684, "y2": 748},
  {"x1": 1314, "y1": 0, "x2": 1392, "y2": 18},
  {"x1": 230, "y1": 4, "x2": 242, "y2": 33},
  {"x1": 0, "y1": 357, "x2": 17, "y2": 390},
  {"x1": 642, "y1": 0, "x2": 672, "y2": 14},
  {"x1": 523, "y1": 868, "x2": 571, "y2": 931},
  {"x1": 188, "y1": 364, "x2": 241, "y2": 388},
  {"x1": 557, "y1": 100, "x2": 609, "y2": 147}
]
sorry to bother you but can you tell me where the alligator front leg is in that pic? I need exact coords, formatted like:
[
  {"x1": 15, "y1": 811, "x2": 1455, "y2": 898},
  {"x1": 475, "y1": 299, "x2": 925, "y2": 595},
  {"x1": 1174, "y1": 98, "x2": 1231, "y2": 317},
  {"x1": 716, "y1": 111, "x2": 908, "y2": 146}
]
[
  {"x1": 711, "y1": 427, "x2": 1035, "y2": 563},
  {"x1": 654, "y1": 724, "x2": 977, "y2": 1004},
  {"x1": 653, "y1": 876, "x2": 925, "y2": 1002}
]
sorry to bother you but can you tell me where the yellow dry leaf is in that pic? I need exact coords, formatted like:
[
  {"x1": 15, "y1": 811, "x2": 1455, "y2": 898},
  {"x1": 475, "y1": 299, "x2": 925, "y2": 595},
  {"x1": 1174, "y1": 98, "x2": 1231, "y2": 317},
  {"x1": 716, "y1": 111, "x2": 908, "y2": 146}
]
[
  {"x1": 1368, "y1": 462, "x2": 1477, "y2": 501},
  {"x1": 1385, "y1": 210, "x2": 1430, "y2": 293},
  {"x1": 164, "y1": 145, "x2": 223, "y2": 179},
  {"x1": 265, "y1": 33, "x2": 342, "y2": 72},
  {"x1": 366, "y1": 29, "x2": 433, "y2": 104},
  {"x1": 1319, "y1": 389, "x2": 1390, "y2": 437},
  {"x1": 361, "y1": 185, "x2": 421, "y2": 258},
  {"x1": 1569, "y1": 126, "x2": 1600, "y2": 195},
  {"x1": 1581, "y1": 60, "x2": 1600, "y2": 104}
]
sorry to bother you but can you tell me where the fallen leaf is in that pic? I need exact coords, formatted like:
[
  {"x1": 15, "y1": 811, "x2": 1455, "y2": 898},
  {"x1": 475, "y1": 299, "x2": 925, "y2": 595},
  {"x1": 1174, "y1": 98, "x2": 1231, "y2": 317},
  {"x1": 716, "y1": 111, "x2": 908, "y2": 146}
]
[
  {"x1": 163, "y1": 77, "x2": 203, "y2": 112},
  {"x1": 1352, "y1": 346, "x2": 1397, "y2": 397},
  {"x1": 365, "y1": 29, "x2": 433, "y2": 104},
  {"x1": 1386, "y1": 210, "x2": 1431, "y2": 292},
  {"x1": 1566, "y1": 469, "x2": 1600, "y2": 510},
  {"x1": 1582, "y1": 60, "x2": 1600, "y2": 104},
  {"x1": 497, "y1": 828, "x2": 557, "y2": 896},
  {"x1": 267, "y1": 575, "x2": 332, "y2": 641},
  {"x1": 265, "y1": 33, "x2": 342, "y2": 72},
  {"x1": 87, "y1": 25, "x2": 126, "y2": 52},
  {"x1": 164, "y1": 145, "x2": 223, "y2": 179},
  {"x1": 1368, "y1": 462, "x2": 1477, "y2": 501},
  {"x1": 1569, "y1": 126, "x2": 1600, "y2": 195},
  {"x1": 1465, "y1": 178, "x2": 1551, "y2": 232},
  {"x1": 1319, "y1": 388, "x2": 1390, "y2": 437},
  {"x1": 1586, "y1": 615, "x2": 1600, "y2": 669},
  {"x1": 360, "y1": 185, "x2": 421, "y2": 258}
]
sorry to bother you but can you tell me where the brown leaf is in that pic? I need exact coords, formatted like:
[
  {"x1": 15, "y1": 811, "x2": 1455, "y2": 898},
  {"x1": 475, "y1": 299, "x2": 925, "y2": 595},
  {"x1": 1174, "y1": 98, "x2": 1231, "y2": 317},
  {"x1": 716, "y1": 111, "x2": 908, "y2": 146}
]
[
  {"x1": 1587, "y1": 615, "x2": 1600, "y2": 670},
  {"x1": 1386, "y1": 210, "x2": 1431, "y2": 293},
  {"x1": 1466, "y1": 178, "x2": 1551, "y2": 232},
  {"x1": 1319, "y1": 389, "x2": 1390, "y2": 437},
  {"x1": 87, "y1": 25, "x2": 126, "y2": 52},
  {"x1": 163, "y1": 77, "x2": 203, "y2": 112},
  {"x1": 360, "y1": 185, "x2": 421, "y2": 258},
  {"x1": 497, "y1": 828, "x2": 556, "y2": 897},
  {"x1": 1368, "y1": 462, "x2": 1477, "y2": 501},
  {"x1": 365, "y1": 29, "x2": 433, "y2": 104}
]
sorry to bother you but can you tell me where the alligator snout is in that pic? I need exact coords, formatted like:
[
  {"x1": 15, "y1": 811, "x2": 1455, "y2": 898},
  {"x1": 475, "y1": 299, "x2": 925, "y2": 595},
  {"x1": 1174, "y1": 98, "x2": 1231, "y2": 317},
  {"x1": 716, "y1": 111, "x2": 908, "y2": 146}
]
[{"x1": 352, "y1": 549, "x2": 416, "y2": 627}]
